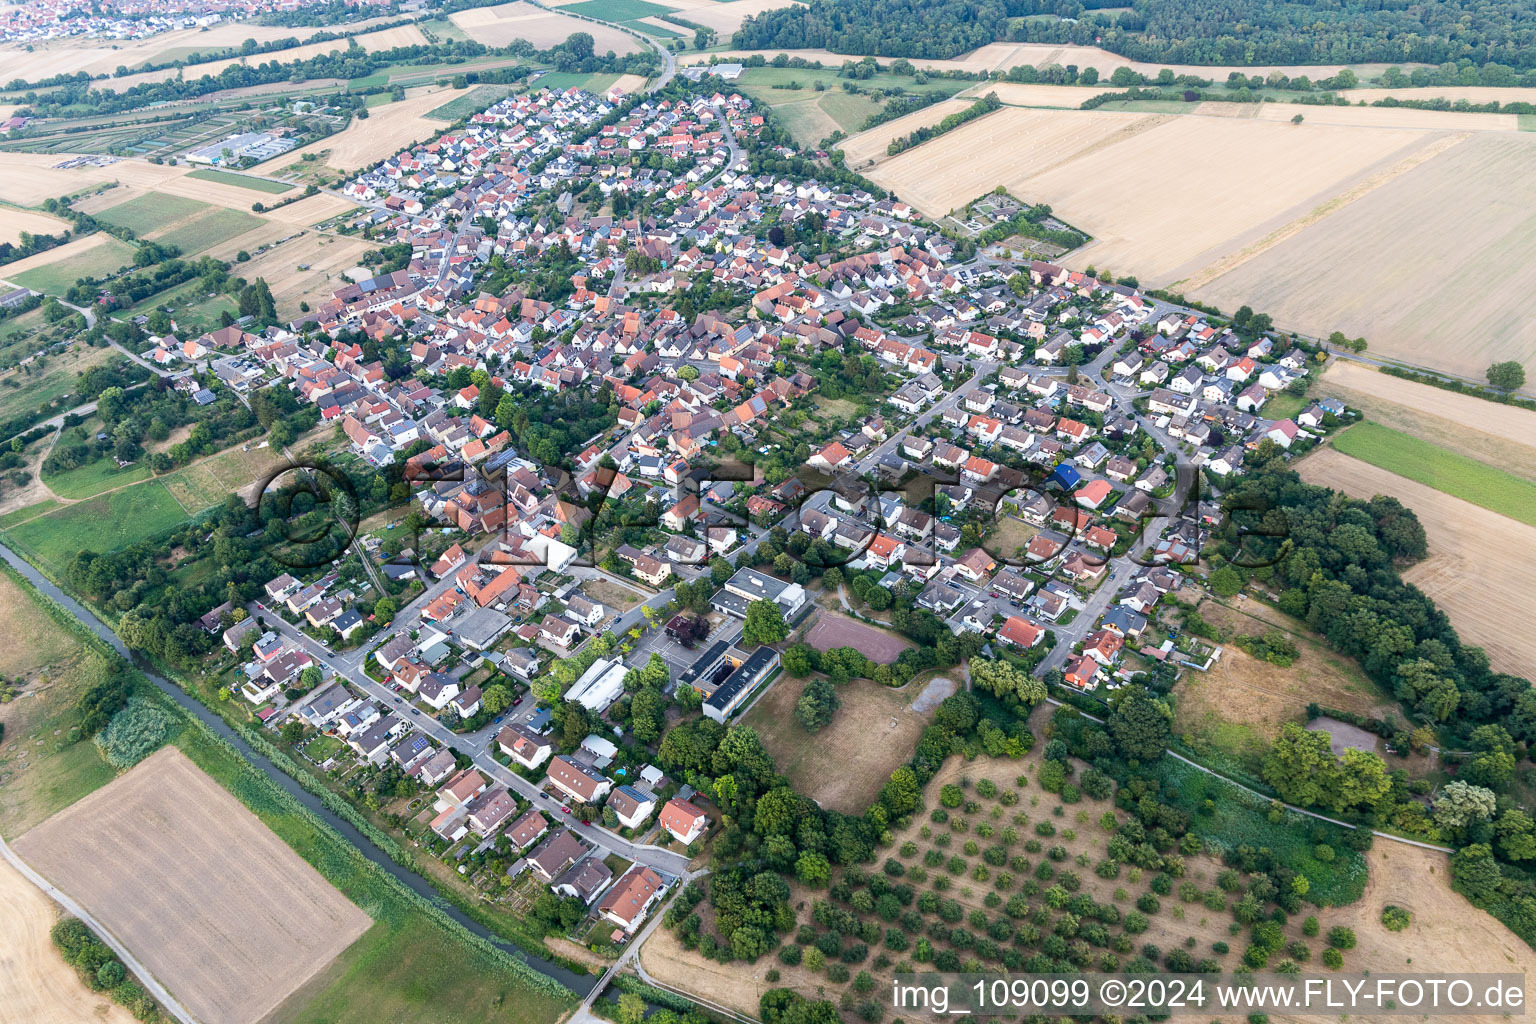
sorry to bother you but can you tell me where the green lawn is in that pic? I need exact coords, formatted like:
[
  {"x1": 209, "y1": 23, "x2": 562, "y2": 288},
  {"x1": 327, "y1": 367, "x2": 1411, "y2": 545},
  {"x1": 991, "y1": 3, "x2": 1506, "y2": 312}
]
[
  {"x1": 1260, "y1": 390, "x2": 1308, "y2": 422},
  {"x1": 153, "y1": 207, "x2": 264, "y2": 255},
  {"x1": 10, "y1": 236, "x2": 138, "y2": 293},
  {"x1": 563, "y1": 0, "x2": 671, "y2": 20},
  {"x1": 93, "y1": 192, "x2": 210, "y2": 235},
  {"x1": 186, "y1": 168, "x2": 295, "y2": 194},
  {"x1": 1331, "y1": 421, "x2": 1536, "y2": 527},
  {"x1": 3, "y1": 479, "x2": 187, "y2": 572},
  {"x1": 531, "y1": 72, "x2": 620, "y2": 93},
  {"x1": 426, "y1": 85, "x2": 515, "y2": 121},
  {"x1": 42, "y1": 455, "x2": 151, "y2": 500},
  {"x1": 0, "y1": 499, "x2": 60, "y2": 528}
]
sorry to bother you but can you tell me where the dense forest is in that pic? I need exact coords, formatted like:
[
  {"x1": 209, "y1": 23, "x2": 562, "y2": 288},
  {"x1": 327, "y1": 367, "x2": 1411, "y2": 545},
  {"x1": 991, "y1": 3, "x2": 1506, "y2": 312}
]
[{"x1": 734, "y1": 0, "x2": 1536, "y2": 69}]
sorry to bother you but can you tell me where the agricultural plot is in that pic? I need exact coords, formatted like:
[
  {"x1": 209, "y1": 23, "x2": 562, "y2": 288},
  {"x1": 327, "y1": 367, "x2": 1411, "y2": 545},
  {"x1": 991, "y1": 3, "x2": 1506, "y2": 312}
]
[
  {"x1": 264, "y1": 86, "x2": 456, "y2": 177},
  {"x1": 1192, "y1": 132, "x2": 1536, "y2": 378},
  {"x1": 0, "y1": 857, "x2": 136, "y2": 1024},
  {"x1": 640, "y1": 734, "x2": 1405, "y2": 1024},
  {"x1": 14, "y1": 747, "x2": 373, "y2": 1024},
  {"x1": 6, "y1": 235, "x2": 137, "y2": 293},
  {"x1": 92, "y1": 192, "x2": 210, "y2": 235},
  {"x1": 186, "y1": 168, "x2": 295, "y2": 194},
  {"x1": 1298, "y1": 447, "x2": 1536, "y2": 677},
  {"x1": 743, "y1": 672, "x2": 928, "y2": 813},
  {"x1": 228, "y1": 231, "x2": 379, "y2": 319},
  {"x1": 837, "y1": 98, "x2": 973, "y2": 167},
  {"x1": 1329, "y1": 421, "x2": 1536, "y2": 527},
  {"x1": 1317, "y1": 361, "x2": 1536, "y2": 482},
  {"x1": 0, "y1": 208, "x2": 71, "y2": 247},
  {"x1": 152, "y1": 206, "x2": 265, "y2": 256},
  {"x1": 448, "y1": 3, "x2": 641, "y2": 53}
]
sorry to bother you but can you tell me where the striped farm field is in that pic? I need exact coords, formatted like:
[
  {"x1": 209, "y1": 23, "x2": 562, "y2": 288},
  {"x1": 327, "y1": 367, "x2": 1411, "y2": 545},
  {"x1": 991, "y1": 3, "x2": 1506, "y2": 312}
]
[{"x1": 1329, "y1": 421, "x2": 1536, "y2": 527}]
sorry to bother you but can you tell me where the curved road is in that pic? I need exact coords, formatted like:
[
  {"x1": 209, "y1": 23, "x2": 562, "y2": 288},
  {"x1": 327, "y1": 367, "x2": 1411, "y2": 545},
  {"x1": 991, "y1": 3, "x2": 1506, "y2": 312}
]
[{"x1": 0, "y1": 542, "x2": 596, "y2": 999}]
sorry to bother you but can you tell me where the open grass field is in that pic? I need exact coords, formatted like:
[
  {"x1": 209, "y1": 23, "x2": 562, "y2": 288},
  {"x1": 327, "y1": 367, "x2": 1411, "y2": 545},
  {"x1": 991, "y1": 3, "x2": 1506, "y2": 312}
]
[
  {"x1": 1249, "y1": 100, "x2": 1517, "y2": 131},
  {"x1": 228, "y1": 231, "x2": 378, "y2": 319},
  {"x1": 41, "y1": 456, "x2": 151, "y2": 500},
  {"x1": 92, "y1": 191, "x2": 208, "y2": 235},
  {"x1": 0, "y1": 573, "x2": 120, "y2": 839},
  {"x1": 1174, "y1": 596, "x2": 1393, "y2": 770},
  {"x1": 1298, "y1": 447, "x2": 1536, "y2": 677},
  {"x1": 2, "y1": 479, "x2": 187, "y2": 575},
  {"x1": 0, "y1": 344, "x2": 121, "y2": 424},
  {"x1": 804, "y1": 610, "x2": 913, "y2": 663},
  {"x1": 1330, "y1": 421, "x2": 1536, "y2": 527},
  {"x1": 1318, "y1": 360, "x2": 1536, "y2": 481},
  {"x1": 186, "y1": 168, "x2": 295, "y2": 194},
  {"x1": 161, "y1": 463, "x2": 230, "y2": 513},
  {"x1": 0, "y1": 856, "x2": 137, "y2": 1024},
  {"x1": 14, "y1": 747, "x2": 374, "y2": 1024},
  {"x1": 6, "y1": 235, "x2": 137, "y2": 293},
  {"x1": 449, "y1": 2, "x2": 640, "y2": 53},
  {"x1": 742, "y1": 672, "x2": 928, "y2": 813},
  {"x1": 1192, "y1": 132, "x2": 1536, "y2": 379}
]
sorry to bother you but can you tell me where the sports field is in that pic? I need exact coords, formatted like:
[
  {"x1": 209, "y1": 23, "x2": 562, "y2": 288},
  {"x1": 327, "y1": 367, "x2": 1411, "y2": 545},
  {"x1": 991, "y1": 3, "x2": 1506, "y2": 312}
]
[
  {"x1": 15, "y1": 747, "x2": 373, "y2": 1024},
  {"x1": 804, "y1": 611, "x2": 912, "y2": 664},
  {"x1": 1330, "y1": 421, "x2": 1536, "y2": 527}
]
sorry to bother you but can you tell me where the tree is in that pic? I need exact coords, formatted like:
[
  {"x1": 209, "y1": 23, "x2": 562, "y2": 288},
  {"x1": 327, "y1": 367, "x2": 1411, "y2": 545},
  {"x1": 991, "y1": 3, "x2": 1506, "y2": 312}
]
[
  {"x1": 969, "y1": 658, "x2": 1046, "y2": 707},
  {"x1": 794, "y1": 676, "x2": 839, "y2": 732},
  {"x1": 1210, "y1": 565, "x2": 1244, "y2": 596},
  {"x1": 796, "y1": 851, "x2": 832, "y2": 887},
  {"x1": 1433, "y1": 780, "x2": 1496, "y2": 831},
  {"x1": 617, "y1": 994, "x2": 646, "y2": 1024},
  {"x1": 1487, "y1": 361, "x2": 1526, "y2": 391},
  {"x1": 742, "y1": 599, "x2": 789, "y2": 646},
  {"x1": 1106, "y1": 686, "x2": 1172, "y2": 763}
]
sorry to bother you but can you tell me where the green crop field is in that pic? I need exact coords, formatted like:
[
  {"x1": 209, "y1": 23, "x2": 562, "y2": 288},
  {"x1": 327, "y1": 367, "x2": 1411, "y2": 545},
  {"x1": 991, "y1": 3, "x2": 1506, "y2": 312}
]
[
  {"x1": 153, "y1": 207, "x2": 264, "y2": 255},
  {"x1": 186, "y1": 168, "x2": 295, "y2": 194},
  {"x1": 426, "y1": 85, "x2": 515, "y2": 121},
  {"x1": 1331, "y1": 421, "x2": 1536, "y2": 527},
  {"x1": 3, "y1": 479, "x2": 187, "y2": 573},
  {"x1": 93, "y1": 192, "x2": 210, "y2": 235},
  {"x1": 563, "y1": 0, "x2": 671, "y2": 21},
  {"x1": 10, "y1": 236, "x2": 138, "y2": 293}
]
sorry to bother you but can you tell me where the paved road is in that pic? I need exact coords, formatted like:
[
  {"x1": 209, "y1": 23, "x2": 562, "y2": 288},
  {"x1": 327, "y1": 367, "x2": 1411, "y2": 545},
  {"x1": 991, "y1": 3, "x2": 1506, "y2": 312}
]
[
  {"x1": 256, "y1": 606, "x2": 693, "y2": 876},
  {"x1": 0, "y1": 836, "x2": 199, "y2": 1024},
  {"x1": 0, "y1": 542, "x2": 594, "y2": 997}
]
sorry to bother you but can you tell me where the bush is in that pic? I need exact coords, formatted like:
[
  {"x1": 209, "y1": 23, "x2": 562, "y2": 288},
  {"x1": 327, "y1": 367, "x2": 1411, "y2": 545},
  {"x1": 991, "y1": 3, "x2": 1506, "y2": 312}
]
[
  {"x1": 1322, "y1": 947, "x2": 1344, "y2": 969},
  {"x1": 778, "y1": 944, "x2": 803, "y2": 965},
  {"x1": 826, "y1": 964, "x2": 851, "y2": 983},
  {"x1": 94, "y1": 695, "x2": 174, "y2": 769},
  {"x1": 1326, "y1": 926, "x2": 1357, "y2": 950}
]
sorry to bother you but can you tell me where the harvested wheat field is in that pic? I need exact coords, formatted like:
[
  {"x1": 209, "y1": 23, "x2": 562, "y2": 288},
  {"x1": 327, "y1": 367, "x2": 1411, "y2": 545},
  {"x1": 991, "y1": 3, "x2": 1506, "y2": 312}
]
[
  {"x1": 0, "y1": 153, "x2": 124, "y2": 207},
  {"x1": 866, "y1": 106, "x2": 1162, "y2": 215},
  {"x1": 1298, "y1": 447, "x2": 1536, "y2": 677},
  {"x1": 837, "y1": 98, "x2": 974, "y2": 167},
  {"x1": 1319, "y1": 361, "x2": 1536, "y2": 481},
  {"x1": 1348, "y1": 85, "x2": 1536, "y2": 106},
  {"x1": 1023, "y1": 114, "x2": 1436, "y2": 285},
  {"x1": 1252, "y1": 101, "x2": 1517, "y2": 131},
  {"x1": 1194, "y1": 132, "x2": 1536, "y2": 378},
  {"x1": 13, "y1": 746, "x2": 372, "y2": 1024},
  {"x1": 608, "y1": 73, "x2": 650, "y2": 96},
  {"x1": 264, "y1": 86, "x2": 454, "y2": 176},
  {"x1": 234, "y1": 231, "x2": 378, "y2": 317},
  {"x1": 0, "y1": 209, "x2": 71, "y2": 247},
  {"x1": 682, "y1": 0, "x2": 803, "y2": 35},
  {"x1": 449, "y1": 2, "x2": 639, "y2": 52},
  {"x1": 985, "y1": 82, "x2": 1118, "y2": 108},
  {"x1": 0, "y1": 856, "x2": 136, "y2": 1024}
]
